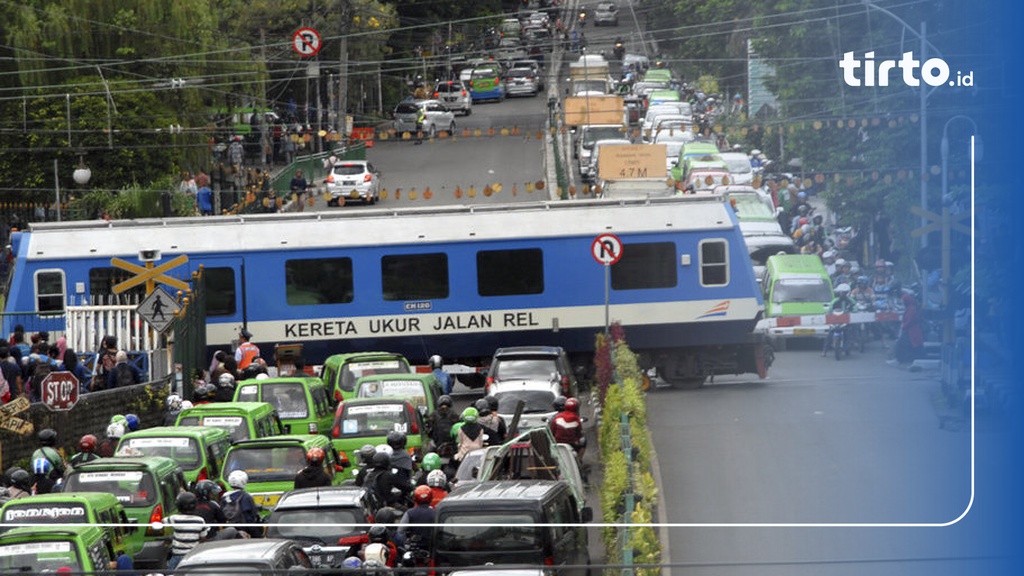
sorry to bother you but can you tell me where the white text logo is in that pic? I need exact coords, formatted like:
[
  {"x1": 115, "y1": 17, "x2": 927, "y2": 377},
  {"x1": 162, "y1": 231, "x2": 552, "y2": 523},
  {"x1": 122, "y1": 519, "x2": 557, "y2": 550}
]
[{"x1": 840, "y1": 51, "x2": 973, "y2": 87}]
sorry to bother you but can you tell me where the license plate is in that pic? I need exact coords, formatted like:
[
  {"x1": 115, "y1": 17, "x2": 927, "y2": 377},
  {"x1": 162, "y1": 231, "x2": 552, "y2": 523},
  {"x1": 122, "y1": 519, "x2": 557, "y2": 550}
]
[
  {"x1": 310, "y1": 554, "x2": 334, "y2": 566},
  {"x1": 343, "y1": 180, "x2": 355, "y2": 186},
  {"x1": 794, "y1": 328, "x2": 816, "y2": 335},
  {"x1": 252, "y1": 492, "x2": 281, "y2": 507}
]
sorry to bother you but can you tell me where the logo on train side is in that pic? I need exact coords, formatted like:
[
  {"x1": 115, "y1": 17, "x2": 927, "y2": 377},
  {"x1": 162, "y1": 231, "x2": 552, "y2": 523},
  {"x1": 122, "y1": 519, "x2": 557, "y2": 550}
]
[{"x1": 698, "y1": 301, "x2": 731, "y2": 319}]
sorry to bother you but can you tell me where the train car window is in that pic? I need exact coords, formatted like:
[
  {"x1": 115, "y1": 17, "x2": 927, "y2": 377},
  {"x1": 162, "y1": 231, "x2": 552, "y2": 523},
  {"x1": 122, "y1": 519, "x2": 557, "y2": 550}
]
[
  {"x1": 611, "y1": 242, "x2": 677, "y2": 290},
  {"x1": 34, "y1": 270, "x2": 66, "y2": 314},
  {"x1": 699, "y1": 240, "x2": 729, "y2": 286},
  {"x1": 381, "y1": 253, "x2": 449, "y2": 301},
  {"x1": 89, "y1": 267, "x2": 145, "y2": 300},
  {"x1": 285, "y1": 257, "x2": 354, "y2": 305},
  {"x1": 476, "y1": 248, "x2": 544, "y2": 296},
  {"x1": 205, "y1": 267, "x2": 237, "y2": 316}
]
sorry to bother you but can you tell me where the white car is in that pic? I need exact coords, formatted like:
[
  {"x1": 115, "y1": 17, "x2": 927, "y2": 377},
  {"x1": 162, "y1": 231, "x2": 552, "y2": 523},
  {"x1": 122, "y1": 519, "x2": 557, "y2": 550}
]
[
  {"x1": 593, "y1": 2, "x2": 620, "y2": 26},
  {"x1": 392, "y1": 99, "x2": 456, "y2": 137},
  {"x1": 325, "y1": 160, "x2": 381, "y2": 206},
  {"x1": 584, "y1": 138, "x2": 633, "y2": 182},
  {"x1": 719, "y1": 151, "x2": 756, "y2": 185},
  {"x1": 433, "y1": 80, "x2": 472, "y2": 116}
]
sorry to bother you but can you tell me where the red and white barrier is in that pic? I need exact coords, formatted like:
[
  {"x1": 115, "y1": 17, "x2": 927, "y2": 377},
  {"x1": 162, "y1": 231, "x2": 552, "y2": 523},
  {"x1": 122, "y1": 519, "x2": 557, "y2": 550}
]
[{"x1": 757, "y1": 310, "x2": 901, "y2": 335}]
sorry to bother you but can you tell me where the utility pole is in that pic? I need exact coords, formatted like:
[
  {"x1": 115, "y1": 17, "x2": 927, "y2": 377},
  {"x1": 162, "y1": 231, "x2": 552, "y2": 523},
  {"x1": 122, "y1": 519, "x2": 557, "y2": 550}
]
[
  {"x1": 339, "y1": 0, "x2": 352, "y2": 140},
  {"x1": 260, "y1": 28, "x2": 269, "y2": 170}
]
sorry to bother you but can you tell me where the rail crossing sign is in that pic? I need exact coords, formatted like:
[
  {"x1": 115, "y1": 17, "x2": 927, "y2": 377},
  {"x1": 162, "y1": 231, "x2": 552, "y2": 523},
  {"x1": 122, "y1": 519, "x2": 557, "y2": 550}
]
[
  {"x1": 0, "y1": 396, "x2": 33, "y2": 435},
  {"x1": 137, "y1": 286, "x2": 181, "y2": 333},
  {"x1": 591, "y1": 233, "x2": 623, "y2": 265},
  {"x1": 292, "y1": 27, "x2": 322, "y2": 57},
  {"x1": 111, "y1": 254, "x2": 189, "y2": 295},
  {"x1": 40, "y1": 371, "x2": 80, "y2": 412}
]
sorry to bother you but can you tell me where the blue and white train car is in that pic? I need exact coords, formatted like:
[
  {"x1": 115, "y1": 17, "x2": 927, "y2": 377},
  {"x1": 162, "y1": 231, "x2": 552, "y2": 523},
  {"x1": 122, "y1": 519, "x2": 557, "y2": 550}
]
[{"x1": 3, "y1": 197, "x2": 768, "y2": 387}]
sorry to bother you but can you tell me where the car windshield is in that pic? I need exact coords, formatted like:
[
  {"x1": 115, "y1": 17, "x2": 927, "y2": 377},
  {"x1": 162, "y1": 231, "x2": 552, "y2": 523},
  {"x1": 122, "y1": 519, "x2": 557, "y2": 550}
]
[
  {"x1": 178, "y1": 415, "x2": 249, "y2": 441},
  {"x1": 356, "y1": 379, "x2": 427, "y2": 410},
  {"x1": 0, "y1": 540, "x2": 83, "y2": 573},
  {"x1": 773, "y1": 278, "x2": 832, "y2": 303},
  {"x1": 730, "y1": 194, "x2": 775, "y2": 220},
  {"x1": 223, "y1": 446, "x2": 308, "y2": 483},
  {"x1": 583, "y1": 127, "x2": 626, "y2": 148},
  {"x1": 495, "y1": 389, "x2": 557, "y2": 414},
  {"x1": 492, "y1": 357, "x2": 559, "y2": 381},
  {"x1": 472, "y1": 70, "x2": 497, "y2": 80},
  {"x1": 509, "y1": 69, "x2": 532, "y2": 78},
  {"x1": 435, "y1": 83, "x2": 459, "y2": 92},
  {"x1": 339, "y1": 359, "x2": 411, "y2": 392},
  {"x1": 436, "y1": 513, "x2": 541, "y2": 552},
  {"x1": 63, "y1": 470, "x2": 157, "y2": 508},
  {"x1": 724, "y1": 156, "x2": 753, "y2": 174},
  {"x1": 335, "y1": 403, "x2": 411, "y2": 437},
  {"x1": 333, "y1": 164, "x2": 367, "y2": 177},
  {"x1": 236, "y1": 382, "x2": 309, "y2": 419},
  {"x1": 122, "y1": 436, "x2": 202, "y2": 468},
  {"x1": 266, "y1": 507, "x2": 364, "y2": 542}
]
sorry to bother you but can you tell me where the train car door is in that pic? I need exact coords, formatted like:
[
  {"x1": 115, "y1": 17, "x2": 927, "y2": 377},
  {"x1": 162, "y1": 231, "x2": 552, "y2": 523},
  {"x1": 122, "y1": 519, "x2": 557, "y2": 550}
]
[{"x1": 191, "y1": 257, "x2": 246, "y2": 348}]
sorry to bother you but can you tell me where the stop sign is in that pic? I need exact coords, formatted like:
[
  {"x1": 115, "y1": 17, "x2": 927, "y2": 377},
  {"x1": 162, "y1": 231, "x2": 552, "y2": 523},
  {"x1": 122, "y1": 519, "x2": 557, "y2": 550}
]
[{"x1": 41, "y1": 371, "x2": 80, "y2": 411}]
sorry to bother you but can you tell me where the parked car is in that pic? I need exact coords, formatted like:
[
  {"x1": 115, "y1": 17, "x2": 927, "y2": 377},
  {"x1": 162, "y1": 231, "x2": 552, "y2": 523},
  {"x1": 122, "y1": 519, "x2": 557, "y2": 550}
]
[
  {"x1": 505, "y1": 68, "x2": 540, "y2": 97},
  {"x1": 326, "y1": 160, "x2": 381, "y2": 206},
  {"x1": 393, "y1": 99, "x2": 456, "y2": 137},
  {"x1": 593, "y1": 2, "x2": 620, "y2": 26},
  {"x1": 433, "y1": 80, "x2": 473, "y2": 116}
]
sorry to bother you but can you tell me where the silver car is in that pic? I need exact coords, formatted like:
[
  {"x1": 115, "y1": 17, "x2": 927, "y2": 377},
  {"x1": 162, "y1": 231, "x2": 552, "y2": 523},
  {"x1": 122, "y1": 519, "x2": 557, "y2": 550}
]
[
  {"x1": 432, "y1": 80, "x2": 472, "y2": 116},
  {"x1": 505, "y1": 68, "x2": 539, "y2": 97},
  {"x1": 393, "y1": 99, "x2": 456, "y2": 137},
  {"x1": 326, "y1": 160, "x2": 381, "y2": 206},
  {"x1": 594, "y1": 2, "x2": 619, "y2": 26}
]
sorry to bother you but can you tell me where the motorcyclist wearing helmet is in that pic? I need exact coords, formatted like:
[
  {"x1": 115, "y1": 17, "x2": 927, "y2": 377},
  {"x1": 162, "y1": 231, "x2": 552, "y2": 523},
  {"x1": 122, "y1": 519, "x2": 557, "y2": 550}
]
[
  {"x1": 412, "y1": 452, "x2": 442, "y2": 486},
  {"x1": 124, "y1": 413, "x2": 141, "y2": 432},
  {"x1": 851, "y1": 276, "x2": 875, "y2": 308},
  {"x1": 70, "y1": 434, "x2": 101, "y2": 468},
  {"x1": 3, "y1": 468, "x2": 32, "y2": 501},
  {"x1": 354, "y1": 444, "x2": 377, "y2": 487},
  {"x1": 294, "y1": 447, "x2": 333, "y2": 489},
  {"x1": 361, "y1": 525, "x2": 398, "y2": 567},
  {"x1": 428, "y1": 355, "x2": 453, "y2": 395},
  {"x1": 166, "y1": 491, "x2": 210, "y2": 570},
  {"x1": 454, "y1": 407, "x2": 485, "y2": 464},
  {"x1": 221, "y1": 470, "x2": 261, "y2": 537},
  {"x1": 872, "y1": 259, "x2": 894, "y2": 291},
  {"x1": 831, "y1": 259, "x2": 853, "y2": 288},
  {"x1": 387, "y1": 431, "x2": 413, "y2": 482},
  {"x1": 397, "y1": 485, "x2": 436, "y2": 549},
  {"x1": 475, "y1": 396, "x2": 507, "y2": 445},
  {"x1": 31, "y1": 428, "x2": 66, "y2": 486},
  {"x1": 550, "y1": 397, "x2": 586, "y2": 458},
  {"x1": 823, "y1": 283, "x2": 857, "y2": 356},
  {"x1": 214, "y1": 372, "x2": 237, "y2": 402},
  {"x1": 97, "y1": 421, "x2": 125, "y2": 458},
  {"x1": 426, "y1": 394, "x2": 458, "y2": 455},
  {"x1": 425, "y1": 469, "x2": 449, "y2": 506},
  {"x1": 164, "y1": 393, "x2": 184, "y2": 426},
  {"x1": 192, "y1": 479, "x2": 233, "y2": 538},
  {"x1": 367, "y1": 450, "x2": 414, "y2": 510}
]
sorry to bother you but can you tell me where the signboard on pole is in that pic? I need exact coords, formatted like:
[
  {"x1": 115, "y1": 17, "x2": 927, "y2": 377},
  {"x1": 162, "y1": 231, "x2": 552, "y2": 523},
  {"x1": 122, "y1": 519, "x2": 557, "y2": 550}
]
[
  {"x1": 597, "y1": 144, "x2": 667, "y2": 180},
  {"x1": 137, "y1": 287, "x2": 181, "y2": 334},
  {"x1": 563, "y1": 96, "x2": 624, "y2": 126},
  {"x1": 591, "y1": 234, "x2": 624, "y2": 266},
  {"x1": 292, "y1": 27, "x2": 322, "y2": 58},
  {"x1": 0, "y1": 396, "x2": 33, "y2": 436}
]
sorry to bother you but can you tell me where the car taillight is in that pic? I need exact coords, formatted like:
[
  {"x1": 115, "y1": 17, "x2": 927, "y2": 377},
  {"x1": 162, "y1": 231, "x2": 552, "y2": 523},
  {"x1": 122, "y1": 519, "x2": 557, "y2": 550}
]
[
  {"x1": 332, "y1": 402, "x2": 344, "y2": 437},
  {"x1": 363, "y1": 173, "x2": 372, "y2": 183},
  {"x1": 335, "y1": 389, "x2": 343, "y2": 402},
  {"x1": 339, "y1": 452, "x2": 350, "y2": 466},
  {"x1": 486, "y1": 376, "x2": 494, "y2": 386},
  {"x1": 407, "y1": 404, "x2": 419, "y2": 433},
  {"x1": 544, "y1": 556, "x2": 554, "y2": 566},
  {"x1": 561, "y1": 375, "x2": 571, "y2": 396},
  {"x1": 433, "y1": 92, "x2": 439, "y2": 98},
  {"x1": 461, "y1": 90, "x2": 467, "y2": 97},
  {"x1": 145, "y1": 504, "x2": 164, "y2": 536},
  {"x1": 197, "y1": 467, "x2": 208, "y2": 482},
  {"x1": 326, "y1": 173, "x2": 335, "y2": 183}
]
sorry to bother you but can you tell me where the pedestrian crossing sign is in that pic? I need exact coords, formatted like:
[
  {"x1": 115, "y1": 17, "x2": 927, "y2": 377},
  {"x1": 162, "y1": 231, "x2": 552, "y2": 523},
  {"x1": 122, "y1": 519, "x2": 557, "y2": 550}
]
[{"x1": 137, "y1": 286, "x2": 181, "y2": 333}]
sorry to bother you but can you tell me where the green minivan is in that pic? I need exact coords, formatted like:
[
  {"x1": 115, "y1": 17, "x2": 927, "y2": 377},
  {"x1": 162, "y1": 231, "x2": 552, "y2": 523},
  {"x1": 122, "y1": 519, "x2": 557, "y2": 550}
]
[
  {"x1": 329, "y1": 397, "x2": 429, "y2": 468},
  {"x1": 0, "y1": 525, "x2": 121, "y2": 573},
  {"x1": 220, "y1": 434, "x2": 346, "y2": 516},
  {"x1": 670, "y1": 141, "x2": 723, "y2": 181},
  {"x1": 0, "y1": 492, "x2": 139, "y2": 560},
  {"x1": 321, "y1": 351, "x2": 413, "y2": 403},
  {"x1": 353, "y1": 372, "x2": 443, "y2": 418},
  {"x1": 118, "y1": 425, "x2": 233, "y2": 486},
  {"x1": 175, "y1": 401, "x2": 284, "y2": 442},
  {"x1": 761, "y1": 253, "x2": 835, "y2": 340},
  {"x1": 234, "y1": 376, "x2": 334, "y2": 436},
  {"x1": 61, "y1": 456, "x2": 188, "y2": 568}
]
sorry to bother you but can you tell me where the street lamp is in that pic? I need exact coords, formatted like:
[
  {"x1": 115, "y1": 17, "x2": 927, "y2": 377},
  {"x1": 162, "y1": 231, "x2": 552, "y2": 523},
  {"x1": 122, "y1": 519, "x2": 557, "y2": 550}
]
[
  {"x1": 860, "y1": 0, "x2": 944, "y2": 249},
  {"x1": 938, "y1": 116, "x2": 980, "y2": 344},
  {"x1": 53, "y1": 154, "x2": 91, "y2": 222}
]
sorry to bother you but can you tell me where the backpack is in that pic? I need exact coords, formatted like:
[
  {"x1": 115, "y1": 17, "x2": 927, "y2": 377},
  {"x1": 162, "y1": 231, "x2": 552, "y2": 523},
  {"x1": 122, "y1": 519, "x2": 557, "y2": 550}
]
[
  {"x1": 221, "y1": 491, "x2": 244, "y2": 524},
  {"x1": 113, "y1": 364, "x2": 135, "y2": 388}
]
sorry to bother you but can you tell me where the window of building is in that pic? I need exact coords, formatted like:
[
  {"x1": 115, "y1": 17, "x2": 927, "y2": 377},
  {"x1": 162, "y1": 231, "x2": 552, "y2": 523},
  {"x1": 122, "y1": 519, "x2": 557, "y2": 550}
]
[
  {"x1": 611, "y1": 242, "x2": 677, "y2": 290},
  {"x1": 381, "y1": 253, "x2": 448, "y2": 301},
  {"x1": 477, "y1": 248, "x2": 544, "y2": 296},
  {"x1": 34, "y1": 270, "x2": 65, "y2": 314},
  {"x1": 699, "y1": 240, "x2": 729, "y2": 286},
  {"x1": 285, "y1": 258, "x2": 354, "y2": 305}
]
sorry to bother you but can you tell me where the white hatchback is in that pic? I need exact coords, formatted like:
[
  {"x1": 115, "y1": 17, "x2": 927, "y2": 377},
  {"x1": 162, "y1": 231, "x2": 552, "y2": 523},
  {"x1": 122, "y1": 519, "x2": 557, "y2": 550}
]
[{"x1": 326, "y1": 160, "x2": 381, "y2": 206}]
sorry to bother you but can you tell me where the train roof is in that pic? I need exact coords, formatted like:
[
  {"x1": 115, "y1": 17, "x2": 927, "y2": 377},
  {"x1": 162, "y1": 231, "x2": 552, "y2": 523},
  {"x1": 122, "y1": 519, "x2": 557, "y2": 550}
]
[{"x1": 22, "y1": 197, "x2": 736, "y2": 260}]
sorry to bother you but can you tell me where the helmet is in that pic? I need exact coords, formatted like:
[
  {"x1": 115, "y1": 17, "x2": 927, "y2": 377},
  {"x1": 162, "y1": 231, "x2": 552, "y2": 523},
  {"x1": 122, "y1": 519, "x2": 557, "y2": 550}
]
[
  {"x1": 386, "y1": 430, "x2": 407, "y2": 450},
  {"x1": 218, "y1": 373, "x2": 236, "y2": 389},
  {"x1": 565, "y1": 397, "x2": 580, "y2": 413},
  {"x1": 368, "y1": 525, "x2": 390, "y2": 544},
  {"x1": 374, "y1": 506, "x2": 399, "y2": 525},
  {"x1": 110, "y1": 414, "x2": 128, "y2": 427},
  {"x1": 194, "y1": 479, "x2": 222, "y2": 501},
  {"x1": 421, "y1": 452, "x2": 442, "y2": 472},
  {"x1": 822, "y1": 250, "x2": 836, "y2": 261},
  {"x1": 850, "y1": 264, "x2": 861, "y2": 275},
  {"x1": 364, "y1": 543, "x2": 389, "y2": 565},
  {"x1": 427, "y1": 469, "x2": 448, "y2": 488},
  {"x1": 78, "y1": 434, "x2": 98, "y2": 452},
  {"x1": 32, "y1": 457, "x2": 52, "y2": 476},
  {"x1": 180, "y1": 400, "x2": 194, "y2": 410},
  {"x1": 375, "y1": 444, "x2": 394, "y2": 458},
  {"x1": 857, "y1": 275, "x2": 870, "y2": 285},
  {"x1": 834, "y1": 258, "x2": 848, "y2": 268},
  {"x1": 359, "y1": 444, "x2": 377, "y2": 464},
  {"x1": 835, "y1": 283, "x2": 852, "y2": 294},
  {"x1": 166, "y1": 394, "x2": 183, "y2": 411},
  {"x1": 342, "y1": 557, "x2": 363, "y2": 569},
  {"x1": 485, "y1": 395, "x2": 499, "y2": 412},
  {"x1": 797, "y1": 204, "x2": 809, "y2": 214},
  {"x1": 10, "y1": 469, "x2": 32, "y2": 491},
  {"x1": 875, "y1": 259, "x2": 886, "y2": 268},
  {"x1": 125, "y1": 414, "x2": 140, "y2": 432},
  {"x1": 176, "y1": 491, "x2": 198, "y2": 513},
  {"x1": 371, "y1": 451, "x2": 392, "y2": 469},
  {"x1": 460, "y1": 406, "x2": 478, "y2": 423},
  {"x1": 553, "y1": 396, "x2": 568, "y2": 411},
  {"x1": 106, "y1": 422, "x2": 125, "y2": 439},
  {"x1": 797, "y1": 191, "x2": 807, "y2": 199},
  {"x1": 450, "y1": 421, "x2": 465, "y2": 439},
  {"x1": 228, "y1": 469, "x2": 249, "y2": 489},
  {"x1": 801, "y1": 224, "x2": 811, "y2": 235},
  {"x1": 413, "y1": 485, "x2": 432, "y2": 504},
  {"x1": 437, "y1": 395, "x2": 453, "y2": 408},
  {"x1": 201, "y1": 383, "x2": 217, "y2": 400},
  {"x1": 474, "y1": 398, "x2": 491, "y2": 417},
  {"x1": 38, "y1": 428, "x2": 58, "y2": 447},
  {"x1": 306, "y1": 447, "x2": 326, "y2": 465},
  {"x1": 428, "y1": 355, "x2": 443, "y2": 369},
  {"x1": 797, "y1": 217, "x2": 809, "y2": 227}
]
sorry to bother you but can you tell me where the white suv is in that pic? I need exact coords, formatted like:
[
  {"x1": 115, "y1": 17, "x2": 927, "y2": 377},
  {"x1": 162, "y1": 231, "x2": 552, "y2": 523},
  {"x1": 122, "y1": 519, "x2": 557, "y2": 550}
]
[
  {"x1": 432, "y1": 80, "x2": 472, "y2": 116},
  {"x1": 325, "y1": 160, "x2": 381, "y2": 206},
  {"x1": 393, "y1": 99, "x2": 457, "y2": 137}
]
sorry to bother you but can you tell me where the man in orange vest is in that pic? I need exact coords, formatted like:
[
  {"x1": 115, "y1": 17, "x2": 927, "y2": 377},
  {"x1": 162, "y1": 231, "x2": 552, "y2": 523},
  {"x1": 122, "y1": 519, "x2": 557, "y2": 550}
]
[{"x1": 234, "y1": 329, "x2": 260, "y2": 370}]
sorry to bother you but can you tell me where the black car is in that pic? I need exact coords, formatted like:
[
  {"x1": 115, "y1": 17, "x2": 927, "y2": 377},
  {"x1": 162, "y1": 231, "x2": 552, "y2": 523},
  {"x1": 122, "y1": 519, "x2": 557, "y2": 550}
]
[
  {"x1": 173, "y1": 538, "x2": 312, "y2": 573},
  {"x1": 264, "y1": 486, "x2": 376, "y2": 569}
]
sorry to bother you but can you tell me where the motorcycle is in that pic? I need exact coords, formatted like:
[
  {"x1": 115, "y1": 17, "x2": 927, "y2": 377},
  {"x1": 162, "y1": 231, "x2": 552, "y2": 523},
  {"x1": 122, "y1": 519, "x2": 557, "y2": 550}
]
[
  {"x1": 577, "y1": 10, "x2": 587, "y2": 27},
  {"x1": 613, "y1": 40, "x2": 625, "y2": 61},
  {"x1": 827, "y1": 324, "x2": 849, "y2": 360}
]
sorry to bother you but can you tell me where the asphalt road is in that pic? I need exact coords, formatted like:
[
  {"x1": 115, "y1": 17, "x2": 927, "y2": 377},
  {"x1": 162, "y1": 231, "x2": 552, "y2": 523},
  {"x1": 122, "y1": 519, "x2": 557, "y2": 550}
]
[{"x1": 647, "y1": 339, "x2": 1003, "y2": 576}]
